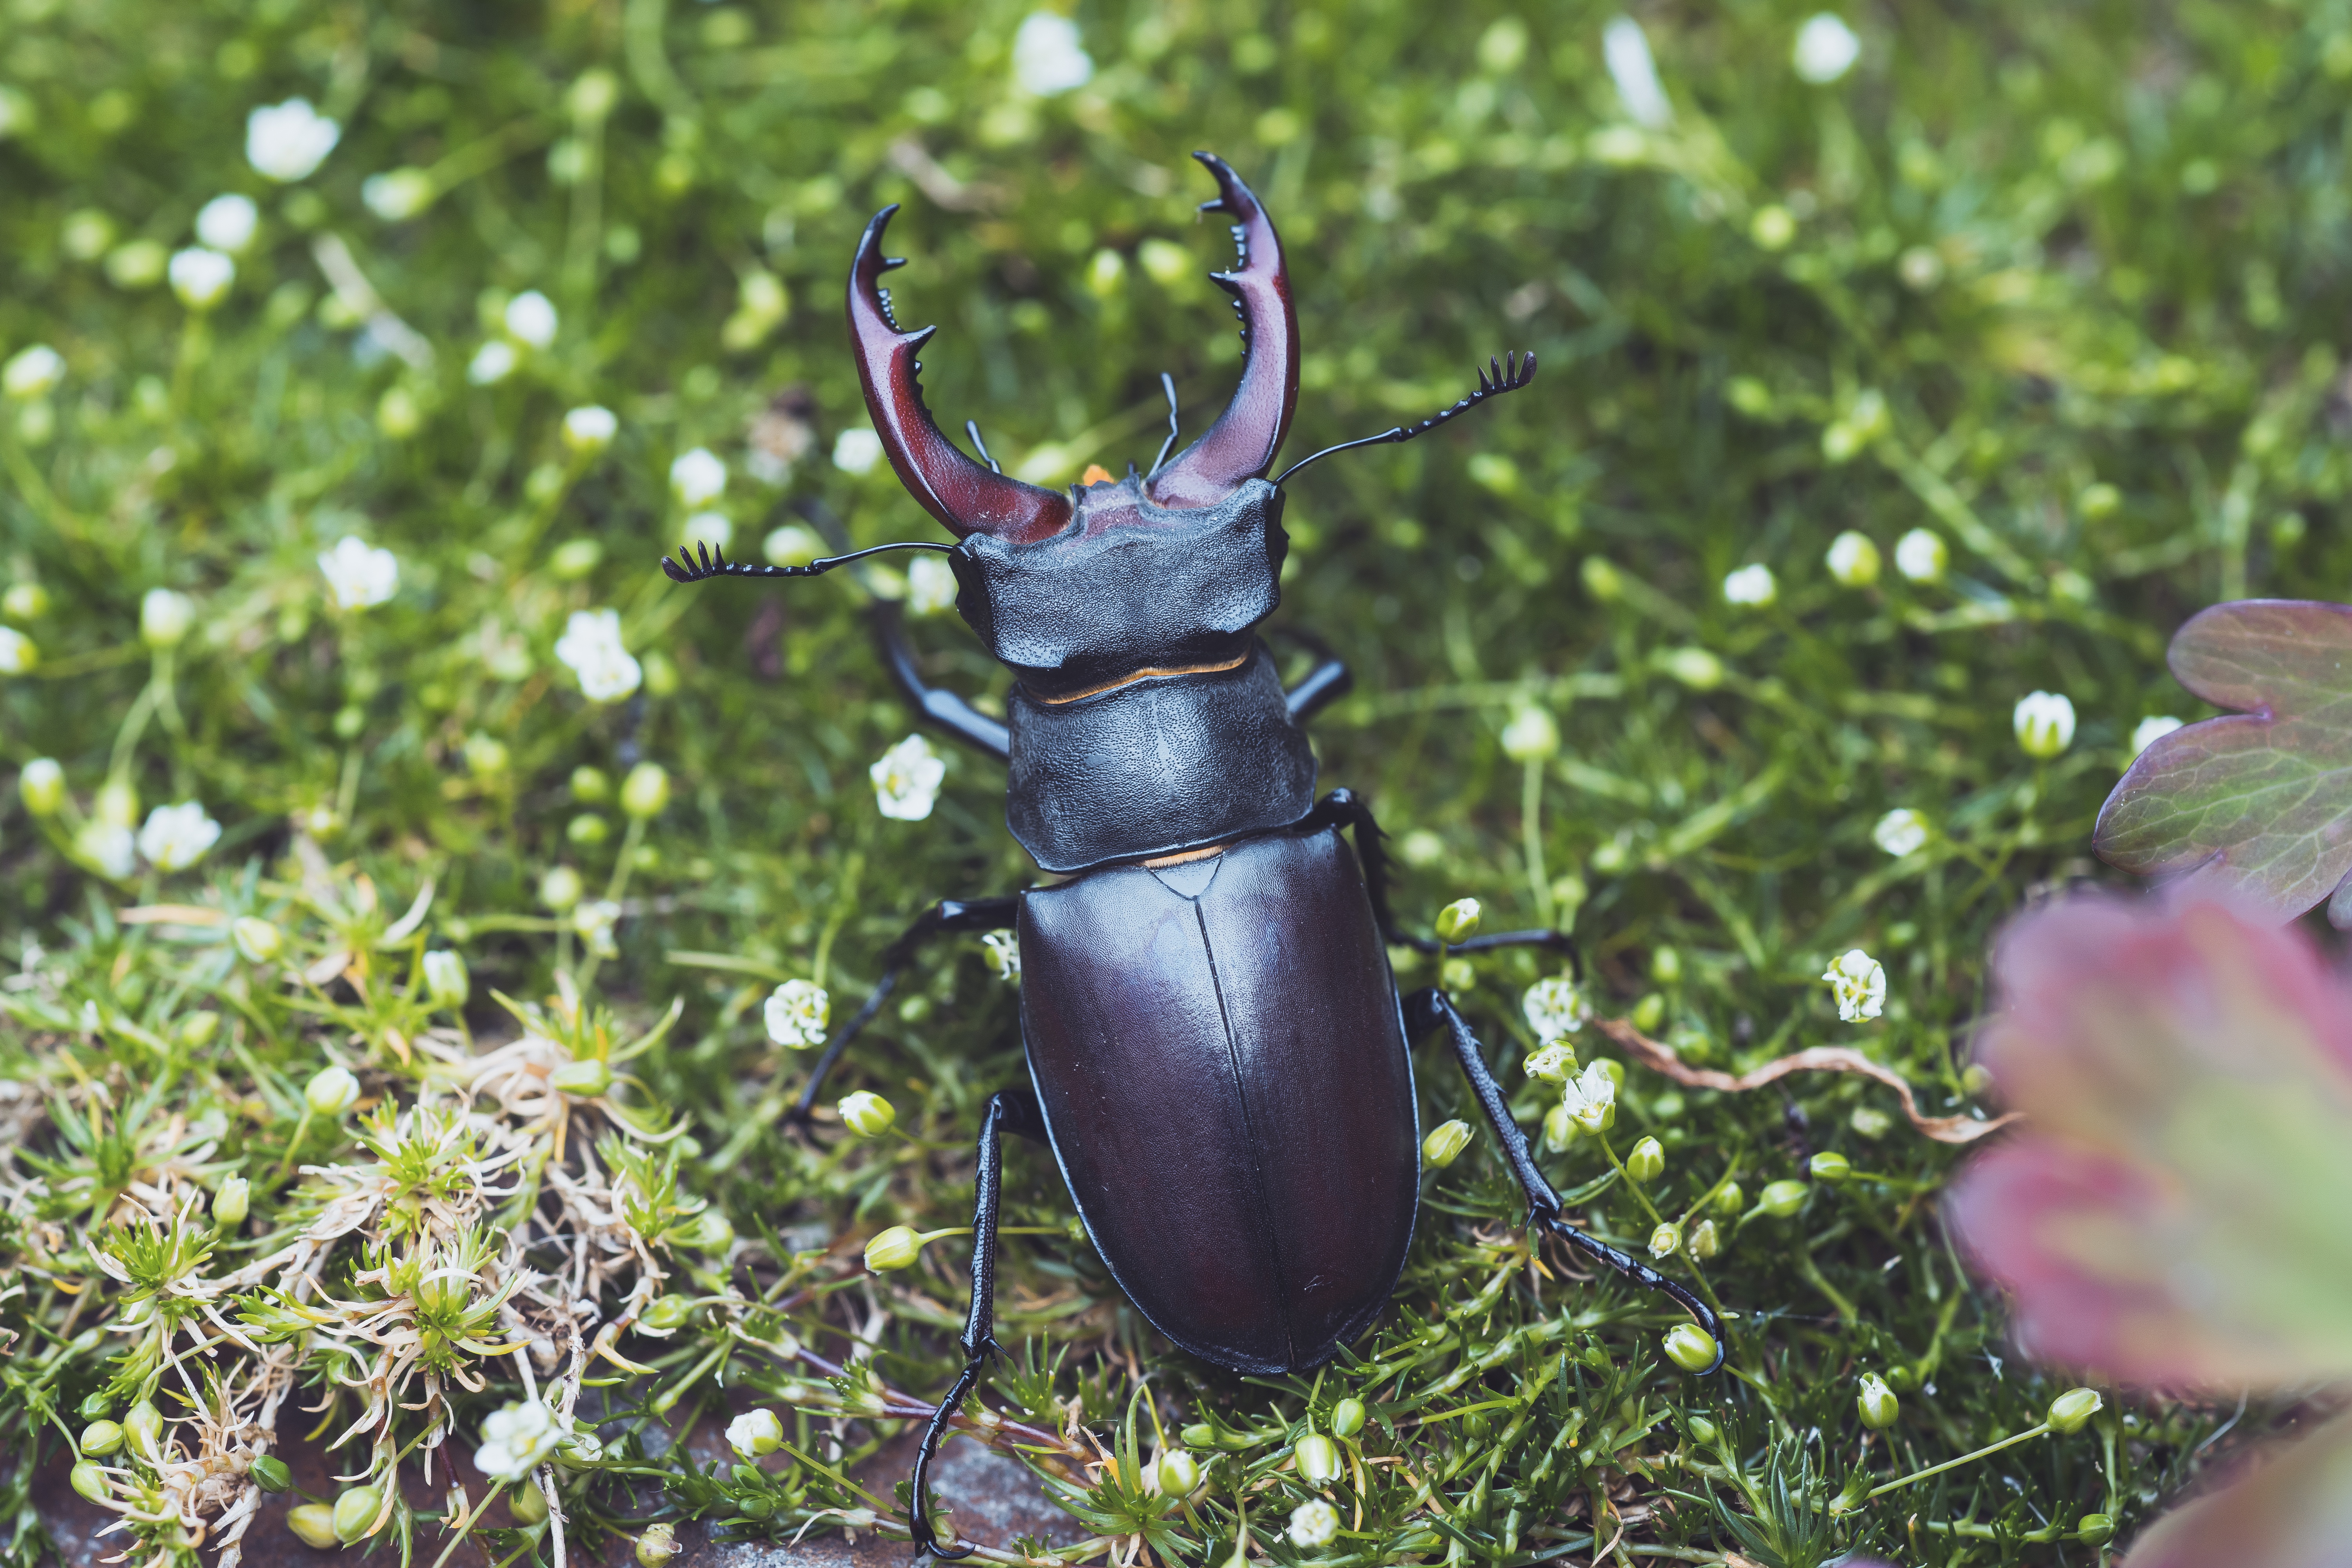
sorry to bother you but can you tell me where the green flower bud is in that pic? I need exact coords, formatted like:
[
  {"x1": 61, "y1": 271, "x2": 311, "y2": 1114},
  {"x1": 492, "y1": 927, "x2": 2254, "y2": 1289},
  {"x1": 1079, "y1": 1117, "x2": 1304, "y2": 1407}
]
[
  {"x1": 1687, "y1": 1218, "x2": 1720, "y2": 1260},
  {"x1": 69, "y1": 1461, "x2": 111, "y2": 1504},
  {"x1": 2047, "y1": 1387, "x2": 2102, "y2": 1435},
  {"x1": 1180, "y1": 1423, "x2": 1218, "y2": 1450},
  {"x1": 1962, "y1": 1062, "x2": 1994, "y2": 1097},
  {"x1": 864, "y1": 1225, "x2": 924, "y2": 1272},
  {"x1": 423, "y1": 949, "x2": 469, "y2": 1008},
  {"x1": 1295, "y1": 1432, "x2": 1341, "y2": 1485},
  {"x1": 1155, "y1": 1448, "x2": 1200, "y2": 1495},
  {"x1": 305, "y1": 1064, "x2": 361, "y2": 1116},
  {"x1": 838, "y1": 1090, "x2": 896, "y2": 1137},
  {"x1": 1435, "y1": 898, "x2": 1482, "y2": 943},
  {"x1": 621, "y1": 762, "x2": 671, "y2": 819},
  {"x1": 287, "y1": 1503, "x2": 339, "y2": 1547},
  {"x1": 231, "y1": 915, "x2": 283, "y2": 964},
  {"x1": 570, "y1": 765, "x2": 611, "y2": 803},
  {"x1": 567, "y1": 812, "x2": 609, "y2": 846},
  {"x1": 212, "y1": 1175, "x2": 249, "y2": 1228},
  {"x1": 140, "y1": 588, "x2": 195, "y2": 649},
  {"x1": 1542, "y1": 1100, "x2": 1579, "y2": 1152},
  {"x1": 551, "y1": 1058, "x2": 613, "y2": 1097},
  {"x1": 689, "y1": 1211, "x2": 735, "y2": 1254},
  {"x1": 332, "y1": 1484, "x2": 383, "y2": 1542},
  {"x1": 3, "y1": 581, "x2": 50, "y2": 619},
  {"x1": 726, "y1": 1408, "x2": 784, "y2": 1459},
  {"x1": 636, "y1": 1523, "x2": 680, "y2": 1566},
  {"x1": 78, "y1": 1392, "x2": 112, "y2": 1420},
  {"x1": 509, "y1": 1480, "x2": 549, "y2": 1524},
  {"x1": 1421, "y1": 1119, "x2": 1473, "y2": 1168},
  {"x1": 1809, "y1": 1151, "x2": 1851, "y2": 1182},
  {"x1": 2075, "y1": 1514, "x2": 2114, "y2": 1545},
  {"x1": 1626, "y1": 1136, "x2": 1666, "y2": 1182},
  {"x1": 465, "y1": 733, "x2": 511, "y2": 776},
  {"x1": 124, "y1": 1399, "x2": 163, "y2": 1455},
  {"x1": 1499, "y1": 706, "x2": 1559, "y2": 762},
  {"x1": 539, "y1": 864, "x2": 584, "y2": 911},
  {"x1": 1759, "y1": 1179, "x2": 1808, "y2": 1217},
  {"x1": 1648, "y1": 1222, "x2": 1680, "y2": 1258},
  {"x1": 94, "y1": 777, "x2": 139, "y2": 829},
  {"x1": 1686, "y1": 1415, "x2": 1720, "y2": 1446},
  {"x1": 1330, "y1": 1396, "x2": 1367, "y2": 1438},
  {"x1": 178, "y1": 1010, "x2": 221, "y2": 1047},
  {"x1": 1856, "y1": 1373, "x2": 1900, "y2": 1430},
  {"x1": 1662, "y1": 1324, "x2": 1719, "y2": 1374},
  {"x1": 1649, "y1": 946, "x2": 1682, "y2": 984},
  {"x1": 1713, "y1": 1181, "x2": 1744, "y2": 1215},
  {"x1": 639, "y1": 1294, "x2": 695, "y2": 1331},
  {"x1": 250, "y1": 1455, "x2": 292, "y2": 1492},
  {"x1": 79, "y1": 1419, "x2": 123, "y2": 1456},
  {"x1": 18, "y1": 758, "x2": 64, "y2": 816}
]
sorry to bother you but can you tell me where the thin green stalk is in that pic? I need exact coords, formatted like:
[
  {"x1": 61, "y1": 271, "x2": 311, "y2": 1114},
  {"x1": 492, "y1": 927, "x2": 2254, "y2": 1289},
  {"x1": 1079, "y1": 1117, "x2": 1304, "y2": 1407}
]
[{"x1": 1862, "y1": 1420, "x2": 2051, "y2": 1501}]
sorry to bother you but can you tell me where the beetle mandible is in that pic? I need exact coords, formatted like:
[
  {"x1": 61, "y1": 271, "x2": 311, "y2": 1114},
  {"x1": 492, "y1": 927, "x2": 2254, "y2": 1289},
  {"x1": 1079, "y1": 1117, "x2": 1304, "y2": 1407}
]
[{"x1": 664, "y1": 151, "x2": 1724, "y2": 1558}]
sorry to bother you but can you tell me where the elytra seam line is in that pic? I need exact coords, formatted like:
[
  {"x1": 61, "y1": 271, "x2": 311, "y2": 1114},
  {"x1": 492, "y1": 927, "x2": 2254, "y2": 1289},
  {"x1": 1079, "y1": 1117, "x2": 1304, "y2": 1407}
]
[{"x1": 1194, "y1": 900, "x2": 1298, "y2": 1368}]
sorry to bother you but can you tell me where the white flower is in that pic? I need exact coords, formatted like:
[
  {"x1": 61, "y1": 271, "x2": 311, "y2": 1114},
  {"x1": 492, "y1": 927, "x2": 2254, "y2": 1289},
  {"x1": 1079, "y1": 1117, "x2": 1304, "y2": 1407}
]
[
  {"x1": 3, "y1": 345, "x2": 64, "y2": 399},
  {"x1": 572, "y1": 899, "x2": 621, "y2": 958},
  {"x1": 832, "y1": 428, "x2": 884, "y2": 476},
  {"x1": 318, "y1": 536, "x2": 399, "y2": 610},
  {"x1": 1822, "y1": 948, "x2": 1886, "y2": 1022},
  {"x1": 1287, "y1": 1499, "x2": 1340, "y2": 1549},
  {"x1": 468, "y1": 339, "x2": 517, "y2": 385},
  {"x1": 137, "y1": 802, "x2": 221, "y2": 872},
  {"x1": 1893, "y1": 528, "x2": 1947, "y2": 583},
  {"x1": 871, "y1": 733, "x2": 946, "y2": 821},
  {"x1": 475, "y1": 1400, "x2": 565, "y2": 1481},
  {"x1": 765, "y1": 980, "x2": 830, "y2": 1049},
  {"x1": 765, "y1": 524, "x2": 824, "y2": 567},
  {"x1": 1722, "y1": 563, "x2": 1777, "y2": 606},
  {"x1": 670, "y1": 447, "x2": 727, "y2": 506},
  {"x1": 245, "y1": 98, "x2": 340, "y2": 182},
  {"x1": 1871, "y1": 808, "x2": 1929, "y2": 858},
  {"x1": 555, "y1": 610, "x2": 643, "y2": 702},
  {"x1": 504, "y1": 290, "x2": 558, "y2": 349},
  {"x1": 1011, "y1": 12, "x2": 1094, "y2": 96},
  {"x1": 2013, "y1": 690, "x2": 2076, "y2": 759},
  {"x1": 1602, "y1": 16, "x2": 1673, "y2": 129},
  {"x1": 681, "y1": 512, "x2": 733, "y2": 553},
  {"x1": 2131, "y1": 715, "x2": 2184, "y2": 757},
  {"x1": 1792, "y1": 13, "x2": 1861, "y2": 83},
  {"x1": 563, "y1": 405, "x2": 617, "y2": 453},
  {"x1": 1825, "y1": 530, "x2": 1881, "y2": 587},
  {"x1": 1562, "y1": 1060, "x2": 1617, "y2": 1133},
  {"x1": 726, "y1": 1409, "x2": 784, "y2": 1459},
  {"x1": 907, "y1": 554, "x2": 958, "y2": 616},
  {"x1": 1500, "y1": 705, "x2": 1560, "y2": 762},
  {"x1": 195, "y1": 194, "x2": 260, "y2": 254},
  {"x1": 0, "y1": 626, "x2": 34, "y2": 674},
  {"x1": 1524, "y1": 1042, "x2": 1578, "y2": 1083},
  {"x1": 982, "y1": 931, "x2": 1021, "y2": 982},
  {"x1": 77, "y1": 822, "x2": 136, "y2": 880},
  {"x1": 1523, "y1": 974, "x2": 1589, "y2": 1042},
  {"x1": 361, "y1": 167, "x2": 435, "y2": 221},
  {"x1": 140, "y1": 588, "x2": 194, "y2": 649}
]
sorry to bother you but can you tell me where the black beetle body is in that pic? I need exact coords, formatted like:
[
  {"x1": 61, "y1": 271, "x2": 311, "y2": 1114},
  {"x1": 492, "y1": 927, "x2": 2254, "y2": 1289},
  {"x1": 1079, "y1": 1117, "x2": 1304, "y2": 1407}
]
[{"x1": 664, "y1": 151, "x2": 1719, "y2": 1560}]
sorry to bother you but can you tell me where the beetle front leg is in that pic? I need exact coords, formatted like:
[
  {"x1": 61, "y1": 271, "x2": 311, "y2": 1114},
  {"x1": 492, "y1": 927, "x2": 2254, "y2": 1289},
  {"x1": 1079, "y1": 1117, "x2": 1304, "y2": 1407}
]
[
  {"x1": 910, "y1": 1086, "x2": 1047, "y2": 1561},
  {"x1": 872, "y1": 599, "x2": 1012, "y2": 761},
  {"x1": 1403, "y1": 986, "x2": 1726, "y2": 1374}
]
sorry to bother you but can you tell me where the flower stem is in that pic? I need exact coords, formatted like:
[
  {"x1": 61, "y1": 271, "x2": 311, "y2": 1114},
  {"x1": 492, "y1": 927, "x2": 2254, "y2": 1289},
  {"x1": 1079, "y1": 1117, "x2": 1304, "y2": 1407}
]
[
  {"x1": 1522, "y1": 757, "x2": 1553, "y2": 929},
  {"x1": 1864, "y1": 1420, "x2": 2051, "y2": 1501}
]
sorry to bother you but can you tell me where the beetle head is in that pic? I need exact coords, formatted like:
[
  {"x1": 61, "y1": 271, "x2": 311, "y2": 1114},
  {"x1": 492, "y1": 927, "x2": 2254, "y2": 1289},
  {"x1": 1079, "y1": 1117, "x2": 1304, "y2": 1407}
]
[{"x1": 846, "y1": 152, "x2": 1298, "y2": 545}]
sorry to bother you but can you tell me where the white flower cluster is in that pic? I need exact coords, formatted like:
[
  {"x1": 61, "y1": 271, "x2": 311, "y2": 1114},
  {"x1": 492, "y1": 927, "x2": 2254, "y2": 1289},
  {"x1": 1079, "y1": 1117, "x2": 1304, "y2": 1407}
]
[
  {"x1": 554, "y1": 609, "x2": 642, "y2": 702},
  {"x1": 831, "y1": 428, "x2": 884, "y2": 476},
  {"x1": 670, "y1": 447, "x2": 727, "y2": 506},
  {"x1": 1011, "y1": 12, "x2": 1093, "y2": 96},
  {"x1": 1603, "y1": 16, "x2": 1673, "y2": 129},
  {"x1": 2013, "y1": 691, "x2": 2075, "y2": 759},
  {"x1": 765, "y1": 980, "x2": 829, "y2": 1049},
  {"x1": 1523, "y1": 973, "x2": 1590, "y2": 1042},
  {"x1": 1821, "y1": 948, "x2": 1886, "y2": 1022},
  {"x1": 907, "y1": 554, "x2": 959, "y2": 617},
  {"x1": 2131, "y1": 715, "x2": 2183, "y2": 757},
  {"x1": 1871, "y1": 808, "x2": 1928, "y2": 858},
  {"x1": 982, "y1": 931, "x2": 1021, "y2": 982},
  {"x1": 319, "y1": 536, "x2": 399, "y2": 610},
  {"x1": 474, "y1": 1400, "x2": 565, "y2": 1482},
  {"x1": 871, "y1": 734, "x2": 946, "y2": 821},
  {"x1": 246, "y1": 98, "x2": 340, "y2": 182},
  {"x1": 169, "y1": 247, "x2": 235, "y2": 310},
  {"x1": 1791, "y1": 13, "x2": 1860, "y2": 84},
  {"x1": 1722, "y1": 563, "x2": 1776, "y2": 607},
  {"x1": 137, "y1": 802, "x2": 222, "y2": 872}
]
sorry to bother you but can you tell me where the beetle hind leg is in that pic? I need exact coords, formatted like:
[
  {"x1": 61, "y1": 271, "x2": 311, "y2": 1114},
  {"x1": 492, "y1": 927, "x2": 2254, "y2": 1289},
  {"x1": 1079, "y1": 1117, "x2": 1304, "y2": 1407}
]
[{"x1": 910, "y1": 1087, "x2": 1047, "y2": 1561}]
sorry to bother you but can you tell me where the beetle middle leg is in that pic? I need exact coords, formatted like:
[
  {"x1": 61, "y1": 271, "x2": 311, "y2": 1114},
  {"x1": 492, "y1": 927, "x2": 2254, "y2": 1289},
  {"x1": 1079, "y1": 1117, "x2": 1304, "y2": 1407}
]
[
  {"x1": 910, "y1": 1085, "x2": 1047, "y2": 1561},
  {"x1": 790, "y1": 895, "x2": 1019, "y2": 1122},
  {"x1": 1403, "y1": 986, "x2": 1727, "y2": 1373}
]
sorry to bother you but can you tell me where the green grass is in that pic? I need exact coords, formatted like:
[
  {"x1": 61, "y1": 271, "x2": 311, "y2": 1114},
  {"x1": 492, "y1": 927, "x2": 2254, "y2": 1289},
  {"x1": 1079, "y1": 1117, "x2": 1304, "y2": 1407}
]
[{"x1": 3, "y1": 2, "x2": 2341, "y2": 1564}]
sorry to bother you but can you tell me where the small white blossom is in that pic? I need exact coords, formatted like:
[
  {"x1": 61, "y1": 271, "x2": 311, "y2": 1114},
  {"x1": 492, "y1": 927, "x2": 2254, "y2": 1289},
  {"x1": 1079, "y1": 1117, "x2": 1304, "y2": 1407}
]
[
  {"x1": 2131, "y1": 715, "x2": 2184, "y2": 757},
  {"x1": 554, "y1": 610, "x2": 642, "y2": 702},
  {"x1": 318, "y1": 536, "x2": 399, "y2": 610},
  {"x1": 195, "y1": 194, "x2": 260, "y2": 254},
  {"x1": 0, "y1": 626, "x2": 34, "y2": 674},
  {"x1": 563, "y1": 405, "x2": 617, "y2": 453},
  {"x1": 3, "y1": 345, "x2": 64, "y2": 399},
  {"x1": 832, "y1": 428, "x2": 884, "y2": 476},
  {"x1": 361, "y1": 167, "x2": 435, "y2": 221},
  {"x1": 245, "y1": 98, "x2": 340, "y2": 182},
  {"x1": 1792, "y1": 13, "x2": 1861, "y2": 83},
  {"x1": 1523, "y1": 974, "x2": 1590, "y2": 1042},
  {"x1": 78, "y1": 823, "x2": 136, "y2": 880},
  {"x1": 681, "y1": 512, "x2": 733, "y2": 554},
  {"x1": 468, "y1": 339, "x2": 517, "y2": 385},
  {"x1": 137, "y1": 802, "x2": 221, "y2": 872},
  {"x1": 2014, "y1": 691, "x2": 2076, "y2": 759},
  {"x1": 572, "y1": 899, "x2": 621, "y2": 958},
  {"x1": 140, "y1": 588, "x2": 194, "y2": 649},
  {"x1": 1822, "y1": 949, "x2": 1886, "y2": 1022},
  {"x1": 726, "y1": 1409, "x2": 784, "y2": 1459},
  {"x1": 1523, "y1": 1042, "x2": 1578, "y2": 1083},
  {"x1": 1894, "y1": 528, "x2": 1947, "y2": 583},
  {"x1": 504, "y1": 290, "x2": 559, "y2": 348},
  {"x1": 1826, "y1": 530, "x2": 1881, "y2": 587},
  {"x1": 1500, "y1": 705, "x2": 1560, "y2": 762},
  {"x1": 871, "y1": 733, "x2": 946, "y2": 821},
  {"x1": 907, "y1": 553, "x2": 959, "y2": 616},
  {"x1": 475, "y1": 1400, "x2": 565, "y2": 1482},
  {"x1": 1011, "y1": 12, "x2": 1094, "y2": 96},
  {"x1": 1722, "y1": 563, "x2": 1777, "y2": 606},
  {"x1": 1287, "y1": 1499, "x2": 1341, "y2": 1549},
  {"x1": 765, "y1": 524, "x2": 824, "y2": 568},
  {"x1": 765, "y1": 980, "x2": 830, "y2": 1049},
  {"x1": 982, "y1": 931, "x2": 1021, "y2": 982},
  {"x1": 1562, "y1": 1060, "x2": 1617, "y2": 1133},
  {"x1": 670, "y1": 447, "x2": 727, "y2": 506},
  {"x1": 1871, "y1": 808, "x2": 1929, "y2": 858},
  {"x1": 1602, "y1": 16, "x2": 1673, "y2": 129}
]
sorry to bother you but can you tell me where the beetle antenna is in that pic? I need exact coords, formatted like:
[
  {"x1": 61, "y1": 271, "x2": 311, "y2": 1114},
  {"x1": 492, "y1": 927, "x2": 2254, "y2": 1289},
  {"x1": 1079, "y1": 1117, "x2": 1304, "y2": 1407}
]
[
  {"x1": 1149, "y1": 372, "x2": 1181, "y2": 475},
  {"x1": 1270, "y1": 350, "x2": 1537, "y2": 486},
  {"x1": 659, "y1": 539, "x2": 955, "y2": 584},
  {"x1": 964, "y1": 419, "x2": 1001, "y2": 474}
]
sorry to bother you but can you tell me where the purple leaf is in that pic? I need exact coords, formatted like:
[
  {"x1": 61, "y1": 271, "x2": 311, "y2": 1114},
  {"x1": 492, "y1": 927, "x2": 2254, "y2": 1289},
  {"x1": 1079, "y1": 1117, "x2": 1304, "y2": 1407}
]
[
  {"x1": 2095, "y1": 600, "x2": 2352, "y2": 924},
  {"x1": 2120, "y1": 1409, "x2": 2352, "y2": 1568}
]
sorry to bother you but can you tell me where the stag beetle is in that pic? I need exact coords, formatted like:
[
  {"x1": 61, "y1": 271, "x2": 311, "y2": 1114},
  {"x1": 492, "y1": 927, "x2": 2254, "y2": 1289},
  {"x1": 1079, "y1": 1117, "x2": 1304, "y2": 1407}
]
[{"x1": 665, "y1": 152, "x2": 1723, "y2": 1558}]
